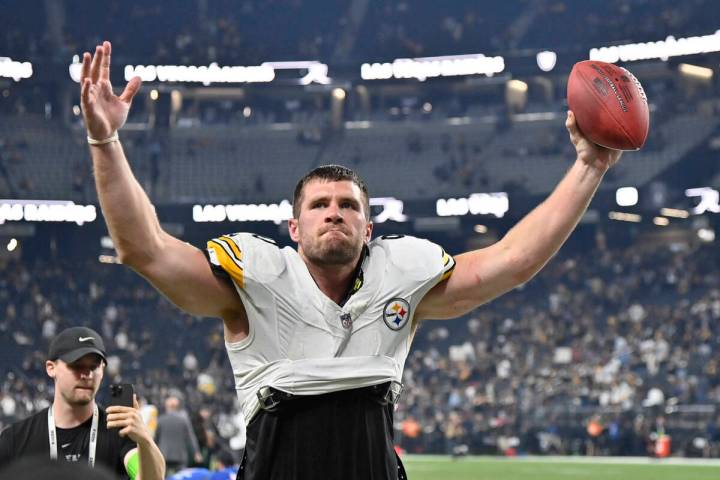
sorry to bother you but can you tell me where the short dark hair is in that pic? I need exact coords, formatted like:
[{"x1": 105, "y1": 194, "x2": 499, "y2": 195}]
[{"x1": 292, "y1": 165, "x2": 370, "y2": 219}]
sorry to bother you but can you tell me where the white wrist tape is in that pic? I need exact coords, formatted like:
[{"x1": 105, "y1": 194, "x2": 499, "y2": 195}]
[{"x1": 87, "y1": 132, "x2": 119, "y2": 145}]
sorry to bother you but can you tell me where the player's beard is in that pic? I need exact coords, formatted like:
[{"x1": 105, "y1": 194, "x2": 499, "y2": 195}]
[{"x1": 304, "y1": 230, "x2": 363, "y2": 266}]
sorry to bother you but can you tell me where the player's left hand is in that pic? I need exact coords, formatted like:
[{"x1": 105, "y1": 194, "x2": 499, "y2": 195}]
[
  {"x1": 566, "y1": 110, "x2": 622, "y2": 171},
  {"x1": 107, "y1": 394, "x2": 151, "y2": 444}
]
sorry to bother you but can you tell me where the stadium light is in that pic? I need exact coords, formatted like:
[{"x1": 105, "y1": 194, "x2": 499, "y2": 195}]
[
  {"x1": 660, "y1": 208, "x2": 689, "y2": 218},
  {"x1": 653, "y1": 217, "x2": 669, "y2": 226},
  {"x1": 0, "y1": 57, "x2": 32, "y2": 81},
  {"x1": 686, "y1": 187, "x2": 720, "y2": 214},
  {"x1": 100, "y1": 236, "x2": 115, "y2": 249},
  {"x1": 6, "y1": 238, "x2": 17, "y2": 252},
  {"x1": 0, "y1": 200, "x2": 96, "y2": 225},
  {"x1": 369, "y1": 197, "x2": 407, "y2": 223},
  {"x1": 360, "y1": 53, "x2": 505, "y2": 82},
  {"x1": 332, "y1": 88, "x2": 346, "y2": 100},
  {"x1": 124, "y1": 63, "x2": 275, "y2": 85},
  {"x1": 170, "y1": 89, "x2": 182, "y2": 109},
  {"x1": 150, "y1": 89, "x2": 159, "y2": 101},
  {"x1": 616, "y1": 187, "x2": 638, "y2": 207},
  {"x1": 263, "y1": 61, "x2": 330, "y2": 85},
  {"x1": 473, "y1": 225, "x2": 488, "y2": 234},
  {"x1": 193, "y1": 201, "x2": 293, "y2": 224},
  {"x1": 69, "y1": 55, "x2": 82, "y2": 82},
  {"x1": 609, "y1": 211, "x2": 642, "y2": 222},
  {"x1": 447, "y1": 116, "x2": 471, "y2": 125},
  {"x1": 507, "y1": 79, "x2": 528, "y2": 93},
  {"x1": 536, "y1": 51, "x2": 557, "y2": 72},
  {"x1": 590, "y1": 29, "x2": 720, "y2": 63},
  {"x1": 98, "y1": 255, "x2": 121, "y2": 264},
  {"x1": 436, "y1": 193, "x2": 509, "y2": 218},
  {"x1": 678, "y1": 63, "x2": 713, "y2": 80},
  {"x1": 697, "y1": 228, "x2": 715, "y2": 242}
]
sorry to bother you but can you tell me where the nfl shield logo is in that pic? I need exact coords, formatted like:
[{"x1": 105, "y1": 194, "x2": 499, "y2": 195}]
[{"x1": 340, "y1": 313, "x2": 353, "y2": 329}]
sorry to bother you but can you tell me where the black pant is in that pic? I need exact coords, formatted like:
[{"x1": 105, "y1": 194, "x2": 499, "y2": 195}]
[{"x1": 237, "y1": 385, "x2": 406, "y2": 480}]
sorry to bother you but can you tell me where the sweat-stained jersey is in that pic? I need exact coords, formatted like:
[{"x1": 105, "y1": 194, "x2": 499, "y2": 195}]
[{"x1": 206, "y1": 233, "x2": 455, "y2": 423}]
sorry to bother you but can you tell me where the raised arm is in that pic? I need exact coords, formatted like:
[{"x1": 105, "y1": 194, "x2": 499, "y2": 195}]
[
  {"x1": 81, "y1": 42, "x2": 245, "y2": 329},
  {"x1": 416, "y1": 111, "x2": 622, "y2": 320}
]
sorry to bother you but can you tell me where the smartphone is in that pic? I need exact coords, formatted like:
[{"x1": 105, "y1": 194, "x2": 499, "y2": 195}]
[{"x1": 108, "y1": 383, "x2": 134, "y2": 408}]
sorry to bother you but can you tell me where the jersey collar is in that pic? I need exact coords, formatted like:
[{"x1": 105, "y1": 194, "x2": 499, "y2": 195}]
[{"x1": 339, "y1": 244, "x2": 369, "y2": 307}]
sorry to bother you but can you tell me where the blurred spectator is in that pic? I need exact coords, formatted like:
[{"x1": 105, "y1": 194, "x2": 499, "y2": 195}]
[
  {"x1": 0, "y1": 198, "x2": 718, "y2": 459},
  {"x1": 0, "y1": 327, "x2": 165, "y2": 479},
  {"x1": 156, "y1": 395, "x2": 202, "y2": 475}
]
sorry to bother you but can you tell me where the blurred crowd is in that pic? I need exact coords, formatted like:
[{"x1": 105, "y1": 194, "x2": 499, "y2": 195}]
[
  {"x1": 1, "y1": 233, "x2": 718, "y2": 459},
  {"x1": 1, "y1": 0, "x2": 719, "y2": 462},
  {"x1": 5, "y1": 0, "x2": 718, "y2": 65},
  {"x1": 399, "y1": 236, "x2": 720, "y2": 456},
  {"x1": 3, "y1": 0, "x2": 348, "y2": 65},
  {"x1": 0, "y1": 256, "x2": 244, "y2": 467}
]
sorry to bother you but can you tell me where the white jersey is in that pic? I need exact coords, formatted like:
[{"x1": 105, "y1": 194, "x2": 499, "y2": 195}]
[{"x1": 206, "y1": 233, "x2": 455, "y2": 422}]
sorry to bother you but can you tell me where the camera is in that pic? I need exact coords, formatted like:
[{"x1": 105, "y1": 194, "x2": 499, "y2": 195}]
[{"x1": 108, "y1": 383, "x2": 134, "y2": 407}]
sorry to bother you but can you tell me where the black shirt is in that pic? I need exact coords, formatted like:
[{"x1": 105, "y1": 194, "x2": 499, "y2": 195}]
[{"x1": 0, "y1": 406, "x2": 136, "y2": 478}]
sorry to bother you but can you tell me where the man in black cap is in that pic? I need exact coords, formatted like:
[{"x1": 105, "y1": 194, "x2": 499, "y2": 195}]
[{"x1": 0, "y1": 327, "x2": 166, "y2": 480}]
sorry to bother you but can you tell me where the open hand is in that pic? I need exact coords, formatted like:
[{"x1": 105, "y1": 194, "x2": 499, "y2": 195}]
[
  {"x1": 80, "y1": 41, "x2": 142, "y2": 140},
  {"x1": 566, "y1": 110, "x2": 622, "y2": 171},
  {"x1": 106, "y1": 394, "x2": 151, "y2": 444}
]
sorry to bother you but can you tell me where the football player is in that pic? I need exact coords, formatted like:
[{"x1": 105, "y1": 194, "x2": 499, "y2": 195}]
[{"x1": 79, "y1": 41, "x2": 621, "y2": 479}]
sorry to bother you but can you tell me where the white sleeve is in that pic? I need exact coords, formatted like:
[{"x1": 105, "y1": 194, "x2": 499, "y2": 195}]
[{"x1": 376, "y1": 234, "x2": 455, "y2": 296}]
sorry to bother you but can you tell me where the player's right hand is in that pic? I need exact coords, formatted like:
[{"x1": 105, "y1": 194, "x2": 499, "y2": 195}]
[{"x1": 80, "y1": 41, "x2": 142, "y2": 141}]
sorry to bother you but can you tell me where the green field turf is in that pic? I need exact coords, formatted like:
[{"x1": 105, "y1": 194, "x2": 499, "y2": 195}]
[{"x1": 403, "y1": 455, "x2": 720, "y2": 480}]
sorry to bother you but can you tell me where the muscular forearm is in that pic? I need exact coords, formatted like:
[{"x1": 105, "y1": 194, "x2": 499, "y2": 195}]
[
  {"x1": 501, "y1": 158, "x2": 606, "y2": 281},
  {"x1": 415, "y1": 113, "x2": 619, "y2": 321},
  {"x1": 90, "y1": 141, "x2": 165, "y2": 267},
  {"x1": 135, "y1": 437, "x2": 166, "y2": 480}
]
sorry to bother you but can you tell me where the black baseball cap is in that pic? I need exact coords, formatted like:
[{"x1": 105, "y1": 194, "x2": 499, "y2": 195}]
[{"x1": 48, "y1": 326, "x2": 107, "y2": 364}]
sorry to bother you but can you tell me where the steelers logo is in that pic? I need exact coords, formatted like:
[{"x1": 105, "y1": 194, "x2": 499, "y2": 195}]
[{"x1": 383, "y1": 298, "x2": 411, "y2": 331}]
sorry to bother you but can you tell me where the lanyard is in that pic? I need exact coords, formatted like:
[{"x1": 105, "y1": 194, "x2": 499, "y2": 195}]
[{"x1": 48, "y1": 403, "x2": 99, "y2": 467}]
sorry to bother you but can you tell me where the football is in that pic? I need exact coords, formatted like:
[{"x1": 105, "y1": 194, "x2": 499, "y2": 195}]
[{"x1": 567, "y1": 60, "x2": 649, "y2": 151}]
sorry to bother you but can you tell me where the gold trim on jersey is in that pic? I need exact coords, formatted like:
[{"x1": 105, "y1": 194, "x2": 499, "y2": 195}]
[
  {"x1": 220, "y1": 235, "x2": 243, "y2": 261},
  {"x1": 207, "y1": 238, "x2": 245, "y2": 288},
  {"x1": 439, "y1": 249, "x2": 456, "y2": 282}
]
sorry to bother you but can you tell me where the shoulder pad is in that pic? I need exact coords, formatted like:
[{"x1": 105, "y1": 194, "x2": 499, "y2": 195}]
[
  {"x1": 206, "y1": 232, "x2": 285, "y2": 288},
  {"x1": 370, "y1": 235, "x2": 454, "y2": 282}
]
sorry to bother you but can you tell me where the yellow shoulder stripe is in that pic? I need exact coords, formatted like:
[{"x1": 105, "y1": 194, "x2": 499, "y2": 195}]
[
  {"x1": 439, "y1": 250, "x2": 455, "y2": 282},
  {"x1": 442, "y1": 251, "x2": 452, "y2": 267},
  {"x1": 207, "y1": 240, "x2": 244, "y2": 288},
  {"x1": 219, "y1": 235, "x2": 243, "y2": 262},
  {"x1": 440, "y1": 264, "x2": 455, "y2": 282}
]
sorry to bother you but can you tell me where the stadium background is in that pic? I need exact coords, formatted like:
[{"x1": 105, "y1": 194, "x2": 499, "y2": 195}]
[{"x1": 1, "y1": 0, "x2": 719, "y2": 476}]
